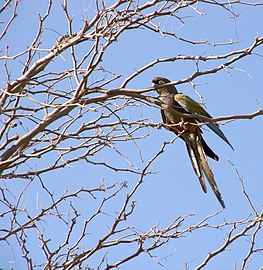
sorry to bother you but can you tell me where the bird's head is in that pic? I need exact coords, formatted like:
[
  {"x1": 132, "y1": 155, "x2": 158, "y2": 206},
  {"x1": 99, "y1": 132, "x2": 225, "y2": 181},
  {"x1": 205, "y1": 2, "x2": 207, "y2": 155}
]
[{"x1": 152, "y1": 77, "x2": 178, "y2": 95}]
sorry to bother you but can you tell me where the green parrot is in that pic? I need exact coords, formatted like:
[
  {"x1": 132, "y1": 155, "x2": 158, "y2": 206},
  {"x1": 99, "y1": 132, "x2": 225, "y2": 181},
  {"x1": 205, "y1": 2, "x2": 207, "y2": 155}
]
[{"x1": 152, "y1": 77, "x2": 234, "y2": 208}]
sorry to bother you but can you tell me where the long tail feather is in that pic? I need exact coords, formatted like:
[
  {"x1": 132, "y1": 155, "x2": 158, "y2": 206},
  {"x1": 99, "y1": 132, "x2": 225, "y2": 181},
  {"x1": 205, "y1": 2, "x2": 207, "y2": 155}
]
[
  {"x1": 196, "y1": 136, "x2": 226, "y2": 208},
  {"x1": 185, "y1": 136, "x2": 207, "y2": 193}
]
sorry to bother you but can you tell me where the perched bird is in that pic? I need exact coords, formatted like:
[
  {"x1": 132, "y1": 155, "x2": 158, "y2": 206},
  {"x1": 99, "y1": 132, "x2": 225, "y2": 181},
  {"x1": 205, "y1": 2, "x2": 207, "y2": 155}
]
[{"x1": 152, "y1": 77, "x2": 233, "y2": 208}]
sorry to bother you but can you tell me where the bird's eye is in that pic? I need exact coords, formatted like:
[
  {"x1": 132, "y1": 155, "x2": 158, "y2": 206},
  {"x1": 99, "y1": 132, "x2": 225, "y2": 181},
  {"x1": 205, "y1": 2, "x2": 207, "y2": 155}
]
[{"x1": 158, "y1": 80, "x2": 165, "y2": 85}]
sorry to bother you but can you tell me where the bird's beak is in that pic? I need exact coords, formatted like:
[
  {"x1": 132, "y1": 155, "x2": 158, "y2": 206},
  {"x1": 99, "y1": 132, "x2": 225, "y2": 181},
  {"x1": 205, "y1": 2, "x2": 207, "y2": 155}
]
[{"x1": 152, "y1": 83, "x2": 157, "y2": 90}]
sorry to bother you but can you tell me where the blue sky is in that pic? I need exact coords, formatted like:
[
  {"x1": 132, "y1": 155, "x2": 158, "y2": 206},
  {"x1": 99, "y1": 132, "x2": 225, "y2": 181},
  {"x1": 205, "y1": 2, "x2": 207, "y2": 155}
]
[{"x1": 1, "y1": 1, "x2": 263, "y2": 269}]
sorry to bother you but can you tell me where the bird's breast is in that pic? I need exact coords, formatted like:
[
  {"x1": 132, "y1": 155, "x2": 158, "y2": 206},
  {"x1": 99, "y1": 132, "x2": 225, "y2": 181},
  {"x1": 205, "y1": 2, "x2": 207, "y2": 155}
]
[{"x1": 160, "y1": 97, "x2": 198, "y2": 134}]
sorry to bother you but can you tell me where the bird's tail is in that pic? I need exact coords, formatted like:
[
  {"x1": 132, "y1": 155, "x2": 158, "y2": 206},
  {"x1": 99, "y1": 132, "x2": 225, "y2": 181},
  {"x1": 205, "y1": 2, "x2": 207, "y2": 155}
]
[
  {"x1": 185, "y1": 135, "x2": 207, "y2": 193},
  {"x1": 201, "y1": 136, "x2": 219, "y2": 161},
  {"x1": 186, "y1": 133, "x2": 225, "y2": 208}
]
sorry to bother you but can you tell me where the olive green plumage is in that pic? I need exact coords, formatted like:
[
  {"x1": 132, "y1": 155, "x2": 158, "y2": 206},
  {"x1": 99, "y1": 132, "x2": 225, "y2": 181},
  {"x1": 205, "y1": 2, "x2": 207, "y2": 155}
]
[{"x1": 152, "y1": 76, "x2": 233, "y2": 208}]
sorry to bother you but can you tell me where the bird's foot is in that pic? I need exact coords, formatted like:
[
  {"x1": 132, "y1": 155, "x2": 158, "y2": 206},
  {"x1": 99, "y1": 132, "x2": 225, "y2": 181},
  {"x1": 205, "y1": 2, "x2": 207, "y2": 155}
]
[
  {"x1": 179, "y1": 121, "x2": 189, "y2": 132},
  {"x1": 163, "y1": 124, "x2": 171, "y2": 130}
]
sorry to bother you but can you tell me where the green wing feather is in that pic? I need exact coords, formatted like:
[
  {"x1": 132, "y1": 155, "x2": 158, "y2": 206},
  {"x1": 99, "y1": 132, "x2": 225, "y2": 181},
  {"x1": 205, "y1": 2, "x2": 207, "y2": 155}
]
[{"x1": 174, "y1": 93, "x2": 234, "y2": 150}]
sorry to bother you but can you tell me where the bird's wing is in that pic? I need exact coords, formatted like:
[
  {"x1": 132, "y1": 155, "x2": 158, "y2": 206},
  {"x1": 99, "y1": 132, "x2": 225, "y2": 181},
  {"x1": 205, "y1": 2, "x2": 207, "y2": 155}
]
[{"x1": 173, "y1": 93, "x2": 234, "y2": 150}]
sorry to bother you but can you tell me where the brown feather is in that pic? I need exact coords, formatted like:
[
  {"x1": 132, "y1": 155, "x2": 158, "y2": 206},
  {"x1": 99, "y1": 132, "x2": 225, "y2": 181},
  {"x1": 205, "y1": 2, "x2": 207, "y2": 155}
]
[
  {"x1": 185, "y1": 134, "x2": 207, "y2": 193},
  {"x1": 195, "y1": 135, "x2": 225, "y2": 208}
]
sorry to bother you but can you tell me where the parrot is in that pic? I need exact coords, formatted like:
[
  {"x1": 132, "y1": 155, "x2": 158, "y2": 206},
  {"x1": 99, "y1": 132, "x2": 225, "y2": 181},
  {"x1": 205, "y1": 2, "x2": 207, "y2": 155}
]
[{"x1": 152, "y1": 77, "x2": 234, "y2": 208}]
